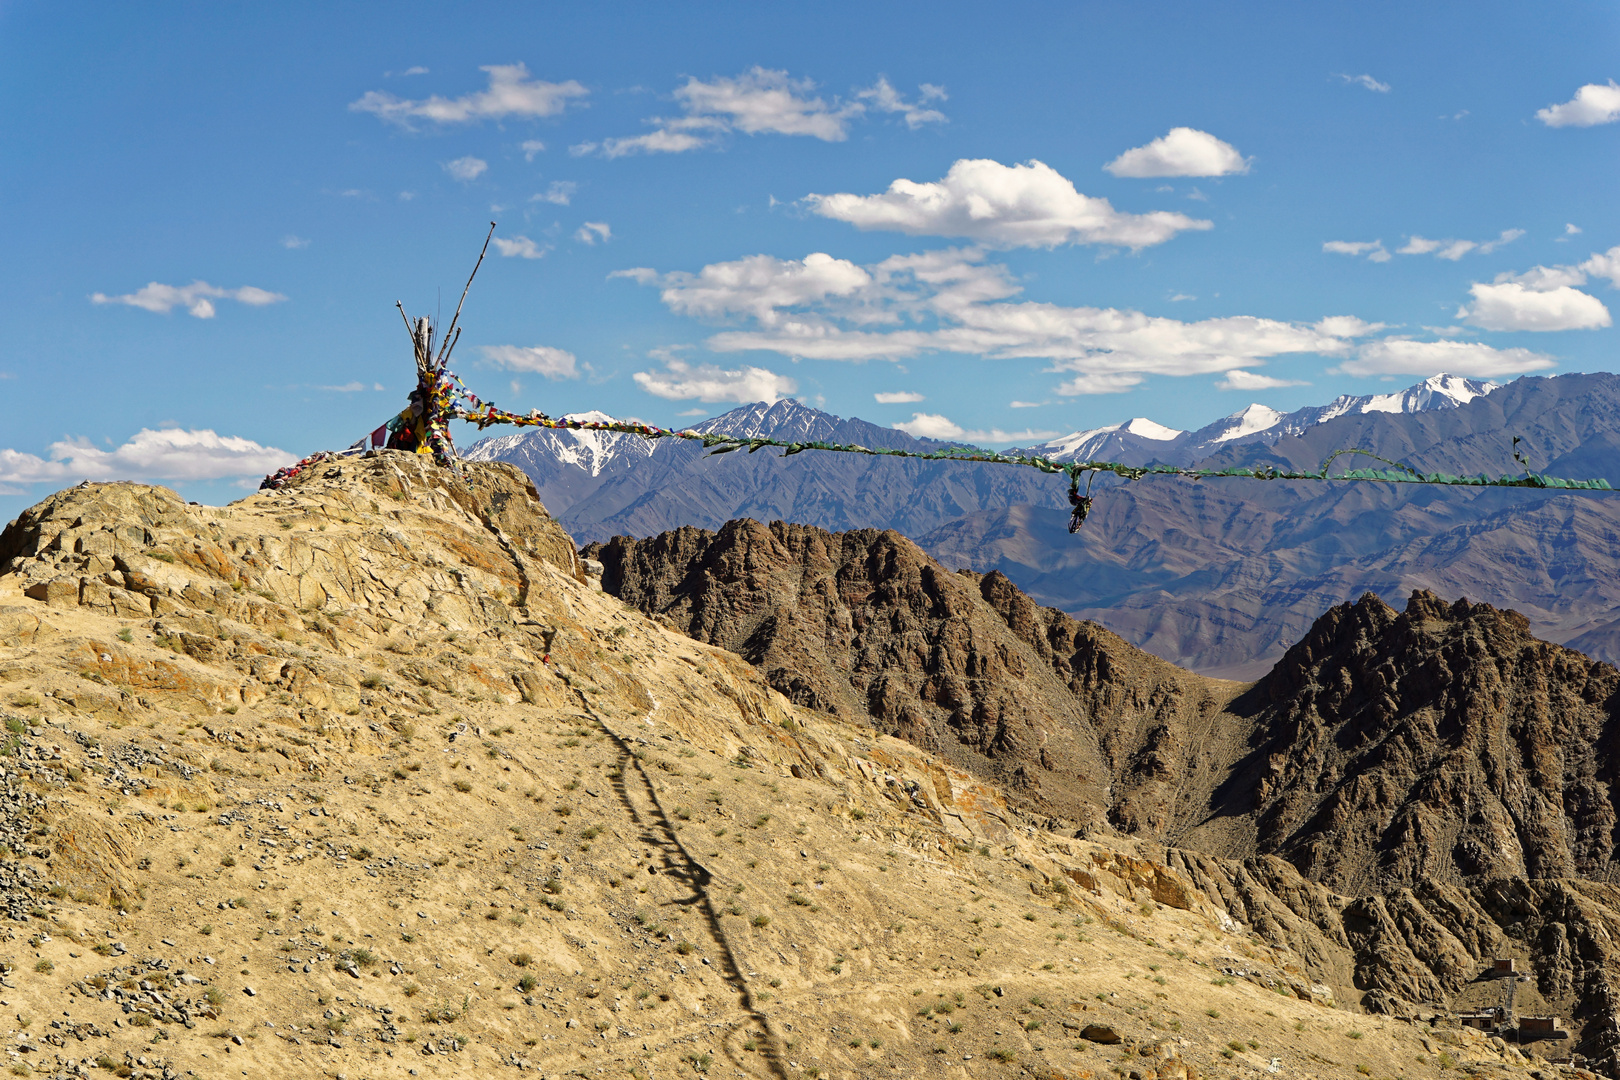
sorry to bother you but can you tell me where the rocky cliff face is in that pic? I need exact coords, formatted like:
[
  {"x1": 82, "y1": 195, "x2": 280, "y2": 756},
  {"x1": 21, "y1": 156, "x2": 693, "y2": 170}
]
[
  {"x1": 1192, "y1": 591, "x2": 1620, "y2": 893},
  {"x1": 586, "y1": 519, "x2": 1242, "y2": 832}
]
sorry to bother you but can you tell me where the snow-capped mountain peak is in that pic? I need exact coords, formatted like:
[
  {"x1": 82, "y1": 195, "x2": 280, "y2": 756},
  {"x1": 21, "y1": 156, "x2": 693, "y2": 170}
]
[
  {"x1": 689, "y1": 398, "x2": 839, "y2": 443},
  {"x1": 463, "y1": 408, "x2": 660, "y2": 477},
  {"x1": 1209, "y1": 404, "x2": 1285, "y2": 443},
  {"x1": 1121, "y1": 417, "x2": 1185, "y2": 441}
]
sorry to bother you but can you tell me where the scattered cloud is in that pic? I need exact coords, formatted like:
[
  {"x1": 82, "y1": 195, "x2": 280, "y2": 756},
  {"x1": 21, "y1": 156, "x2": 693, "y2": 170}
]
[
  {"x1": 1324, "y1": 239, "x2": 1391, "y2": 263},
  {"x1": 531, "y1": 181, "x2": 575, "y2": 205},
  {"x1": 855, "y1": 77, "x2": 948, "y2": 129},
  {"x1": 0, "y1": 428, "x2": 296, "y2": 488},
  {"x1": 626, "y1": 247, "x2": 1378, "y2": 395},
  {"x1": 1008, "y1": 400, "x2": 1048, "y2": 408},
  {"x1": 1336, "y1": 73, "x2": 1391, "y2": 93},
  {"x1": 1535, "y1": 80, "x2": 1620, "y2": 128},
  {"x1": 317, "y1": 382, "x2": 369, "y2": 392},
  {"x1": 492, "y1": 235, "x2": 549, "y2": 259},
  {"x1": 1103, "y1": 128, "x2": 1250, "y2": 178},
  {"x1": 891, "y1": 413, "x2": 1058, "y2": 444},
  {"x1": 1052, "y1": 373, "x2": 1145, "y2": 396},
  {"x1": 1478, "y1": 229, "x2": 1527, "y2": 253},
  {"x1": 351, "y1": 64, "x2": 588, "y2": 128},
  {"x1": 281, "y1": 235, "x2": 310, "y2": 250},
  {"x1": 1168, "y1": 293, "x2": 1197, "y2": 302},
  {"x1": 444, "y1": 156, "x2": 488, "y2": 182},
  {"x1": 401, "y1": 66, "x2": 429, "y2": 77},
  {"x1": 575, "y1": 221, "x2": 611, "y2": 245},
  {"x1": 1459, "y1": 278, "x2": 1611, "y2": 332},
  {"x1": 521, "y1": 139, "x2": 546, "y2": 160},
  {"x1": 1580, "y1": 245, "x2": 1620, "y2": 287},
  {"x1": 1313, "y1": 316, "x2": 1388, "y2": 338},
  {"x1": 480, "y1": 344, "x2": 580, "y2": 380},
  {"x1": 873, "y1": 390, "x2": 925, "y2": 404},
  {"x1": 1398, "y1": 228, "x2": 1523, "y2": 261},
  {"x1": 1215, "y1": 370, "x2": 1308, "y2": 390},
  {"x1": 807, "y1": 158, "x2": 1211, "y2": 250},
  {"x1": 1566, "y1": 223, "x2": 1583, "y2": 235},
  {"x1": 632, "y1": 358, "x2": 797, "y2": 403},
  {"x1": 1337, "y1": 338, "x2": 1555, "y2": 378},
  {"x1": 90, "y1": 281, "x2": 286, "y2": 319},
  {"x1": 573, "y1": 67, "x2": 945, "y2": 157},
  {"x1": 675, "y1": 407, "x2": 708, "y2": 417}
]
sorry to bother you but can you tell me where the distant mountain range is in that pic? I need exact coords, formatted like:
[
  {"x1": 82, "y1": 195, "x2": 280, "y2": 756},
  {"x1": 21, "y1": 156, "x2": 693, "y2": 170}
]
[
  {"x1": 1002, "y1": 373, "x2": 1499, "y2": 466},
  {"x1": 466, "y1": 372, "x2": 1620, "y2": 674}
]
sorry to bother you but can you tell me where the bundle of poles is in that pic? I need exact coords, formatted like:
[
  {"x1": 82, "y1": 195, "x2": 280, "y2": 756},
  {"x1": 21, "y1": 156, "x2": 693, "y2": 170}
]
[{"x1": 260, "y1": 224, "x2": 1615, "y2": 533}]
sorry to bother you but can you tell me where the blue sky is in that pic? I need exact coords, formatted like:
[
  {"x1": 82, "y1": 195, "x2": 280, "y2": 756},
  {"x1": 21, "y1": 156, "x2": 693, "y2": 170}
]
[{"x1": 2, "y1": 1, "x2": 1617, "y2": 521}]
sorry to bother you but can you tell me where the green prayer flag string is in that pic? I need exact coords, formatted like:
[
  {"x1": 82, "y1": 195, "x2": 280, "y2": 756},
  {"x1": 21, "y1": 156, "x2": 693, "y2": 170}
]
[{"x1": 263, "y1": 359, "x2": 1615, "y2": 534}]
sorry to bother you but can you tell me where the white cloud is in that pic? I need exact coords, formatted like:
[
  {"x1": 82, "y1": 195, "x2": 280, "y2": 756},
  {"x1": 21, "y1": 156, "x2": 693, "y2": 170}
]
[
  {"x1": 521, "y1": 139, "x2": 546, "y2": 160},
  {"x1": 1313, "y1": 315, "x2": 1388, "y2": 338},
  {"x1": 90, "y1": 281, "x2": 287, "y2": 318},
  {"x1": 891, "y1": 413, "x2": 1058, "y2": 444},
  {"x1": 576, "y1": 67, "x2": 946, "y2": 157},
  {"x1": 444, "y1": 156, "x2": 487, "y2": 182},
  {"x1": 855, "y1": 77, "x2": 948, "y2": 129},
  {"x1": 1458, "y1": 280, "x2": 1611, "y2": 332},
  {"x1": 1052, "y1": 373, "x2": 1145, "y2": 396},
  {"x1": 1336, "y1": 73, "x2": 1392, "y2": 93},
  {"x1": 1215, "y1": 370, "x2": 1308, "y2": 390},
  {"x1": 675, "y1": 67, "x2": 857, "y2": 140},
  {"x1": 1008, "y1": 400, "x2": 1047, "y2": 408},
  {"x1": 1479, "y1": 228, "x2": 1526, "y2": 253},
  {"x1": 1323, "y1": 239, "x2": 1390, "y2": 262},
  {"x1": 675, "y1": 407, "x2": 708, "y2": 417},
  {"x1": 318, "y1": 382, "x2": 367, "y2": 392},
  {"x1": 575, "y1": 221, "x2": 611, "y2": 245},
  {"x1": 480, "y1": 344, "x2": 579, "y2": 380},
  {"x1": 807, "y1": 158, "x2": 1211, "y2": 250},
  {"x1": 0, "y1": 428, "x2": 295, "y2": 487},
  {"x1": 1580, "y1": 245, "x2": 1620, "y2": 287},
  {"x1": 401, "y1": 66, "x2": 429, "y2": 77},
  {"x1": 608, "y1": 267, "x2": 659, "y2": 285},
  {"x1": 628, "y1": 247, "x2": 1376, "y2": 393},
  {"x1": 874, "y1": 390, "x2": 925, "y2": 403},
  {"x1": 1536, "y1": 80, "x2": 1620, "y2": 128},
  {"x1": 492, "y1": 235, "x2": 548, "y2": 259},
  {"x1": 649, "y1": 252, "x2": 872, "y2": 327},
  {"x1": 1338, "y1": 339, "x2": 1556, "y2": 378},
  {"x1": 632, "y1": 359, "x2": 797, "y2": 403},
  {"x1": 281, "y1": 234, "x2": 310, "y2": 250},
  {"x1": 1103, "y1": 128, "x2": 1250, "y2": 178},
  {"x1": 1168, "y1": 293, "x2": 1196, "y2": 302},
  {"x1": 1398, "y1": 229, "x2": 1522, "y2": 261},
  {"x1": 351, "y1": 64, "x2": 588, "y2": 127},
  {"x1": 530, "y1": 180, "x2": 575, "y2": 205},
  {"x1": 1566, "y1": 223, "x2": 1584, "y2": 235},
  {"x1": 575, "y1": 130, "x2": 714, "y2": 158}
]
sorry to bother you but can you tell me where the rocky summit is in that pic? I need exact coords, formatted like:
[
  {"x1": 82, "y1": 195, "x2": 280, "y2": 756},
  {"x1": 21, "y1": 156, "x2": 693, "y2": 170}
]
[{"x1": 0, "y1": 453, "x2": 1613, "y2": 1080}]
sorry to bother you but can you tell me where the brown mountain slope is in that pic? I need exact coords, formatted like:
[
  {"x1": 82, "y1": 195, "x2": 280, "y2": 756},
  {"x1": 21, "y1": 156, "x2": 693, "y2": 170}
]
[
  {"x1": 1187, "y1": 590, "x2": 1620, "y2": 893},
  {"x1": 585, "y1": 519, "x2": 1245, "y2": 834},
  {"x1": 589, "y1": 520, "x2": 1620, "y2": 896},
  {"x1": 2, "y1": 456, "x2": 1619, "y2": 1078}
]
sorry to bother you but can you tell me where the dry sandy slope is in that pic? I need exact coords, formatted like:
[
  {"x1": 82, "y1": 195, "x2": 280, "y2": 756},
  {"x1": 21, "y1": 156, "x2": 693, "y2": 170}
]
[{"x1": 0, "y1": 453, "x2": 1556, "y2": 1080}]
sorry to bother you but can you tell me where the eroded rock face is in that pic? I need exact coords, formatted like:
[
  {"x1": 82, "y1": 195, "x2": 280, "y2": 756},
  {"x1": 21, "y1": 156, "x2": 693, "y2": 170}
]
[
  {"x1": 1195, "y1": 591, "x2": 1620, "y2": 893},
  {"x1": 587, "y1": 519, "x2": 1238, "y2": 829}
]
